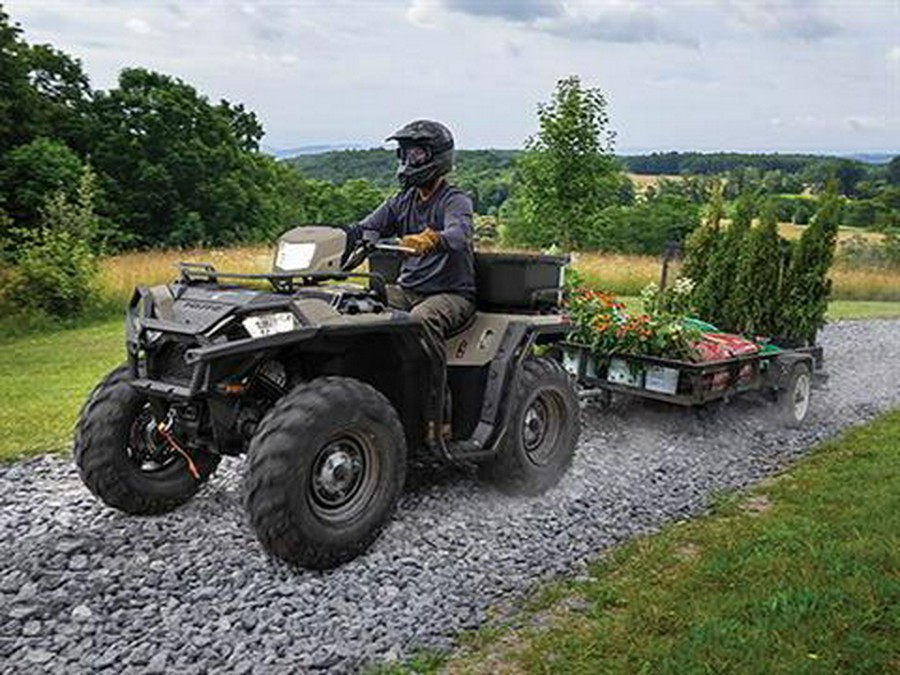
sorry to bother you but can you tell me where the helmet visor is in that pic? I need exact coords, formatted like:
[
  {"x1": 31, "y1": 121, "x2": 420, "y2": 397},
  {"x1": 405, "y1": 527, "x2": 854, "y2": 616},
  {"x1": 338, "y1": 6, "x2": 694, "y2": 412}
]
[{"x1": 397, "y1": 144, "x2": 432, "y2": 168}]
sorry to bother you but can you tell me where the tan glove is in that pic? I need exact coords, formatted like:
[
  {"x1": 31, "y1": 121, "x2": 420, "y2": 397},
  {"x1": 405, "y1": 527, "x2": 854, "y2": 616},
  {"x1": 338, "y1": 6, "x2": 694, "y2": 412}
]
[{"x1": 399, "y1": 228, "x2": 442, "y2": 255}]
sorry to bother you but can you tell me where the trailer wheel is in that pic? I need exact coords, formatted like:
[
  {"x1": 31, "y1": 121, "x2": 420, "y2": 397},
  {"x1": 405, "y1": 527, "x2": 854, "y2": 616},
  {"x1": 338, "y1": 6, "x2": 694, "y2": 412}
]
[
  {"x1": 74, "y1": 364, "x2": 219, "y2": 515},
  {"x1": 483, "y1": 357, "x2": 580, "y2": 495},
  {"x1": 777, "y1": 361, "x2": 812, "y2": 427},
  {"x1": 244, "y1": 377, "x2": 406, "y2": 569}
]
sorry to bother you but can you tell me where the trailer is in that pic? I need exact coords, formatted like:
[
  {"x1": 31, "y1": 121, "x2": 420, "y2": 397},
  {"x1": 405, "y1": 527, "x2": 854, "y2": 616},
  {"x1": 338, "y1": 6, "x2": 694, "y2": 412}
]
[{"x1": 559, "y1": 341, "x2": 824, "y2": 426}]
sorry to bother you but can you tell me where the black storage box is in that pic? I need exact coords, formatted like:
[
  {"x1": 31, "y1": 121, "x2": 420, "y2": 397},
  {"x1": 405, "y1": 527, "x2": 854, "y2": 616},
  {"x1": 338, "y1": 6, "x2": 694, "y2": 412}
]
[
  {"x1": 475, "y1": 252, "x2": 568, "y2": 311},
  {"x1": 369, "y1": 249, "x2": 568, "y2": 312}
]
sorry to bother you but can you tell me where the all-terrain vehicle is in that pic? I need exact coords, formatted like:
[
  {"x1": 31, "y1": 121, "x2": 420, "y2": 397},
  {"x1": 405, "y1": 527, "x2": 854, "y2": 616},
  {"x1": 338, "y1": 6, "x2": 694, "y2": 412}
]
[{"x1": 74, "y1": 227, "x2": 580, "y2": 569}]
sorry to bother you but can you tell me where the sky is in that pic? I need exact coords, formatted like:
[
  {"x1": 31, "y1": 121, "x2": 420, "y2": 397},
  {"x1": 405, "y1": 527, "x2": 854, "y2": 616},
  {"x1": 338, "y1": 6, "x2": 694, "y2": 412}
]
[{"x1": 6, "y1": 0, "x2": 900, "y2": 154}]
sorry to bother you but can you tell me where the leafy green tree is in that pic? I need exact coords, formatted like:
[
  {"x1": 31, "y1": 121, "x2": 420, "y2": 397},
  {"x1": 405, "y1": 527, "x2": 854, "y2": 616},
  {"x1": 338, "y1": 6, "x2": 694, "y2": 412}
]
[
  {"x1": 779, "y1": 183, "x2": 841, "y2": 344},
  {"x1": 731, "y1": 199, "x2": 782, "y2": 335},
  {"x1": 681, "y1": 179, "x2": 724, "y2": 286},
  {"x1": 0, "y1": 6, "x2": 33, "y2": 154},
  {"x1": 503, "y1": 76, "x2": 622, "y2": 249},
  {"x1": 693, "y1": 190, "x2": 755, "y2": 328},
  {"x1": 0, "y1": 8, "x2": 92, "y2": 155},
  {"x1": 834, "y1": 159, "x2": 866, "y2": 197},
  {"x1": 586, "y1": 194, "x2": 699, "y2": 254},
  {"x1": 89, "y1": 68, "x2": 266, "y2": 246},
  {"x1": 720, "y1": 191, "x2": 757, "y2": 328},
  {"x1": 3, "y1": 170, "x2": 101, "y2": 317},
  {"x1": 0, "y1": 137, "x2": 83, "y2": 232},
  {"x1": 887, "y1": 156, "x2": 900, "y2": 186}
]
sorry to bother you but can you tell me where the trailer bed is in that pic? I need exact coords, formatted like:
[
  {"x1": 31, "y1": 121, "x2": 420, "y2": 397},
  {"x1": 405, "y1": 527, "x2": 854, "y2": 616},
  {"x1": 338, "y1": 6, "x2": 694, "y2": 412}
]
[{"x1": 560, "y1": 342, "x2": 823, "y2": 409}]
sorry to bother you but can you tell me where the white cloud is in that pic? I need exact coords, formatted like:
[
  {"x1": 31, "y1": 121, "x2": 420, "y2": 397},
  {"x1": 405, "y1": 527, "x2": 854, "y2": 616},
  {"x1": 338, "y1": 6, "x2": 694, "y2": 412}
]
[
  {"x1": 435, "y1": 0, "x2": 698, "y2": 47},
  {"x1": 723, "y1": 0, "x2": 840, "y2": 42},
  {"x1": 406, "y1": 0, "x2": 442, "y2": 28},
  {"x1": 124, "y1": 17, "x2": 153, "y2": 36},
  {"x1": 889, "y1": 46, "x2": 900, "y2": 62}
]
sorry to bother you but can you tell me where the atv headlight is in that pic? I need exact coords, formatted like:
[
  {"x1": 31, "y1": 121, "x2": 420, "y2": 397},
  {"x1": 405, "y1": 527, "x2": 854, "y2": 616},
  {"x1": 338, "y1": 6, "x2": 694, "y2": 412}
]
[
  {"x1": 242, "y1": 311, "x2": 299, "y2": 338},
  {"x1": 275, "y1": 241, "x2": 317, "y2": 272}
]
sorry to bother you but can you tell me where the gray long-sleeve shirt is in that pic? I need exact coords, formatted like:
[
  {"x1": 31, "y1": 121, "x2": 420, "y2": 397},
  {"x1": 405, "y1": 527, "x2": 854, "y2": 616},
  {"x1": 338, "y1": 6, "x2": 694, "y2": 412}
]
[{"x1": 350, "y1": 181, "x2": 476, "y2": 298}]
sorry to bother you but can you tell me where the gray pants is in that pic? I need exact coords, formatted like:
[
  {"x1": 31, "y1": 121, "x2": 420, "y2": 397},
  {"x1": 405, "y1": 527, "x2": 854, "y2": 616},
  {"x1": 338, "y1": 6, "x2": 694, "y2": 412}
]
[{"x1": 386, "y1": 285, "x2": 476, "y2": 345}]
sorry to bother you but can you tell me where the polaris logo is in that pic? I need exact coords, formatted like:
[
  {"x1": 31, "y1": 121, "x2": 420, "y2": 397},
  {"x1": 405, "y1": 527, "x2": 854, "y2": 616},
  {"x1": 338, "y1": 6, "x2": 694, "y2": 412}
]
[{"x1": 181, "y1": 301, "x2": 223, "y2": 312}]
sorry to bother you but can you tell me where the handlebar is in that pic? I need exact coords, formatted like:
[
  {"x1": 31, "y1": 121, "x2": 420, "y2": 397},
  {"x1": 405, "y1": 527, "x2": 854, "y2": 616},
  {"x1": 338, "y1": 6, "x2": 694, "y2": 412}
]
[
  {"x1": 341, "y1": 238, "x2": 416, "y2": 272},
  {"x1": 373, "y1": 243, "x2": 416, "y2": 254}
]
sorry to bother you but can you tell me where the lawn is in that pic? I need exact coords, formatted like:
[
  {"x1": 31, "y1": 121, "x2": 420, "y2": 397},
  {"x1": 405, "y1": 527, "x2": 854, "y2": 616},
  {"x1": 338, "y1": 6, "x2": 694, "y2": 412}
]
[
  {"x1": 0, "y1": 318, "x2": 123, "y2": 460},
  {"x1": 2, "y1": 299, "x2": 900, "y2": 461},
  {"x1": 426, "y1": 409, "x2": 900, "y2": 674}
]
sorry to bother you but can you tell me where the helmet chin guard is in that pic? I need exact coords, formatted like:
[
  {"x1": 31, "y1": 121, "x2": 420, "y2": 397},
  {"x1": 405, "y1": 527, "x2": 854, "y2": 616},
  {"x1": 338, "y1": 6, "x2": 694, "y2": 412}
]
[{"x1": 386, "y1": 119, "x2": 455, "y2": 189}]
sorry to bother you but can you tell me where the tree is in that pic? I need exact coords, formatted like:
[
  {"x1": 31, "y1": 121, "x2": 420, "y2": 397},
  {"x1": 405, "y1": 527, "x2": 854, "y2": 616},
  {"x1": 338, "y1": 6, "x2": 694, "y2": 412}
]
[
  {"x1": 503, "y1": 76, "x2": 622, "y2": 249},
  {"x1": 586, "y1": 194, "x2": 699, "y2": 254},
  {"x1": 730, "y1": 198, "x2": 782, "y2": 335},
  {"x1": 779, "y1": 183, "x2": 841, "y2": 344},
  {"x1": 3, "y1": 169, "x2": 101, "y2": 318},
  {"x1": 0, "y1": 9, "x2": 92, "y2": 155},
  {"x1": 89, "y1": 68, "x2": 268, "y2": 246},
  {"x1": 0, "y1": 137, "x2": 83, "y2": 233},
  {"x1": 887, "y1": 155, "x2": 900, "y2": 186},
  {"x1": 681, "y1": 179, "x2": 724, "y2": 286},
  {"x1": 833, "y1": 159, "x2": 866, "y2": 197},
  {"x1": 692, "y1": 191, "x2": 755, "y2": 329}
]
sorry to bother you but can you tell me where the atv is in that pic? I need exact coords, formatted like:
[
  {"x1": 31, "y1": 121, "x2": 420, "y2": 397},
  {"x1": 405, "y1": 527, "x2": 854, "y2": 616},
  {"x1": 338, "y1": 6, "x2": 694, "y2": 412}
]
[{"x1": 74, "y1": 227, "x2": 580, "y2": 569}]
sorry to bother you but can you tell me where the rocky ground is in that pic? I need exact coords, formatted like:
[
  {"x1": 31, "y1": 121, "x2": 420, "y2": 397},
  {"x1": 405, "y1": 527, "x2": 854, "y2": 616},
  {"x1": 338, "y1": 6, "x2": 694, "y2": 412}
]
[{"x1": 1, "y1": 320, "x2": 898, "y2": 674}]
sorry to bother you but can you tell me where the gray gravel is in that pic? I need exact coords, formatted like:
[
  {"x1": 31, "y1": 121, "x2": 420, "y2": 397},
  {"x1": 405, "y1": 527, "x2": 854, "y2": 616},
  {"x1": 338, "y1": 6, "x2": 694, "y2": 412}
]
[{"x1": 2, "y1": 319, "x2": 899, "y2": 673}]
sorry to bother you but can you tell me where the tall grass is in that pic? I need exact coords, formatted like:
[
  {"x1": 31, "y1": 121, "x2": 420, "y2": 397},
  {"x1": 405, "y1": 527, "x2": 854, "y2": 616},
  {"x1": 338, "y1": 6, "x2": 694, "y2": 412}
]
[
  {"x1": 93, "y1": 245, "x2": 900, "y2": 305},
  {"x1": 778, "y1": 222, "x2": 885, "y2": 243},
  {"x1": 829, "y1": 267, "x2": 900, "y2": 301},
  {"x1": 572, "y1": 251, "x2": 900, "y2": 301},
  {"x1": 570, "y1": 251, "x2": 669, "y2": 297},
  {"x1": 98, "y1": 245, "x2": 273, "y2": 303}
]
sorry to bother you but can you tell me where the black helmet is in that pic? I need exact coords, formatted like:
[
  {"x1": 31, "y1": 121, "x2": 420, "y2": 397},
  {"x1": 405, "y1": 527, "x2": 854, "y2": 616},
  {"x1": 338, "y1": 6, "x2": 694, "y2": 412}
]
[{"x1": 386, "y1": 119, "x2": 455, "y2": 189}]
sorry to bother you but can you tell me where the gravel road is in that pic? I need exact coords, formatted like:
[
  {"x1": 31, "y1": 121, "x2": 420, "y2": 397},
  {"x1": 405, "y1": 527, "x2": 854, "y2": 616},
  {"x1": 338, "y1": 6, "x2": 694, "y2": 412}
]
[{"x1": 2, "y1": 319, "x2": 899, "y2": 674}]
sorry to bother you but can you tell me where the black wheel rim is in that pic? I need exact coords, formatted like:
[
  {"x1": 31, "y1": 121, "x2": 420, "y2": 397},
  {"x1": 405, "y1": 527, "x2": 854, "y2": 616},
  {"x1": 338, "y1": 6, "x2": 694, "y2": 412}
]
[
  {"x1": 309, "y1": 433, "x2": 379, "y2": 523},
  {"x1": 521, "y1": 391, "x2": 565, "y2": 467},
  {"x1": 126, "y1": 404, "x2": 179, "y2": 474}
]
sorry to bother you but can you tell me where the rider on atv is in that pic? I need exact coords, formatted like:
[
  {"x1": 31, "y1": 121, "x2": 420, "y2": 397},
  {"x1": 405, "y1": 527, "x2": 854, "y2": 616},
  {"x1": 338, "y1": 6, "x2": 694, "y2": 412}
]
[{"x1": 345, "y1": 119, "x2": 476, "y2": 345}]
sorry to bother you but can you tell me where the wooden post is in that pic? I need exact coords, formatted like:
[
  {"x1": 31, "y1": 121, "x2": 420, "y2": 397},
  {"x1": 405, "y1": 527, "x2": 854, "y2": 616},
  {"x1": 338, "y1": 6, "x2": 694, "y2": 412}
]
[{"x1": 659, "y1": 240, "x2": 681, "y2": 292}]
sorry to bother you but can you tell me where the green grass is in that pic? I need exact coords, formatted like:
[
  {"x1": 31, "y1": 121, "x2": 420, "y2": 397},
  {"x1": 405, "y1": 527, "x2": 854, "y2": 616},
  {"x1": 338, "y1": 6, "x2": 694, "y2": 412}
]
[
  {"x1": 0, "y1": 318, "x2": 123, "y2": 460},
  {"x1": 827, "y1": 300, "x2": 900, "y2": 320},
  {"x1": 439, "y1": 410, "x2": 900, "y2": 674}
]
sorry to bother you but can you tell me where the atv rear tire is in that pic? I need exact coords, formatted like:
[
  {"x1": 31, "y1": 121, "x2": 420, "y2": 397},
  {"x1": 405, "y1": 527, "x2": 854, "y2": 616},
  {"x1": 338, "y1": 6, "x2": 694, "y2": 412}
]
[
  {"x1": 244, "y1": 377, "x2": 407, "y2": 569},
  {"x1": 74, "y1": 364, "x2": 219, "y2": 515},
  {"x1": 483, "y1": 357, "x2": 580, "y2": 495}
]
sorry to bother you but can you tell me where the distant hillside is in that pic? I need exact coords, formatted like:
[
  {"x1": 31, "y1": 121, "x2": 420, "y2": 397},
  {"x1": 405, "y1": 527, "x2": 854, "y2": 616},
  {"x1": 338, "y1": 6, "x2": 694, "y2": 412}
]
[
  {"x1": 844, "y1": 153, "x2": 895, "y2": 165},
  {"x1": 261, "y1": 143, "x2": 368, "y2": 160},
  {"x1": 284, "y1": 149, "x2": 883, "y2": 185},
  {"x1": 617, "y1": 152, "x2": 869, "y2": 175}
]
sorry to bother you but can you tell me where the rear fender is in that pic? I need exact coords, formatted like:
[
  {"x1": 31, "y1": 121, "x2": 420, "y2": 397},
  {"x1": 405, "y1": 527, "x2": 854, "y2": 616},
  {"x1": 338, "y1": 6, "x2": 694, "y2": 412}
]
[{"x1": 445, "y1": 313, "x2": 571, "y2": 459}]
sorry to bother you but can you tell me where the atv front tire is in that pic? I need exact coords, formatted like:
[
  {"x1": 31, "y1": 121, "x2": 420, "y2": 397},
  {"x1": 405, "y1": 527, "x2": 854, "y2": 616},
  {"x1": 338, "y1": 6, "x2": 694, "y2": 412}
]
[
  {"x1": 244, "y1": 377, "x2": 407, "y2": 569},
  {"x1": 74, "y1": 365, "x2": 219, "y2": 515},
  {"x1": 483, "y1": 357, "x2": 580, "y2": 495}
]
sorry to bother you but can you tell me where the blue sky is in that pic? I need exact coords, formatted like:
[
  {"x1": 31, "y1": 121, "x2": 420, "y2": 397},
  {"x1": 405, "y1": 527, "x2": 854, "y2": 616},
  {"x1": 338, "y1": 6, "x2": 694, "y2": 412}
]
[{"x1": 7, "y1": 0, "x2": 899, "y2": 153}]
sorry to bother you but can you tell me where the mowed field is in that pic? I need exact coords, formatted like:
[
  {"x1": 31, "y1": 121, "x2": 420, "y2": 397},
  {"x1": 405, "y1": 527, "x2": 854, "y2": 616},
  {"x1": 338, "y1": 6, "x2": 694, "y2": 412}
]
[{"x1": 98, "y1": 243, "x2": 900, "y2": 303}]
